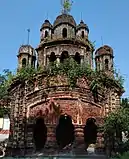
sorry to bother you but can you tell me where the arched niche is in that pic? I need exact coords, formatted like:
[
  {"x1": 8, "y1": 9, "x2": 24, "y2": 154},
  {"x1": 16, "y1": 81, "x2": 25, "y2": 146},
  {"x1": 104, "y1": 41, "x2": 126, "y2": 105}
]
[
  {"x1": 84, "y1": 118, "x2": 98, "y2": 150},
  {"x1": 60, "y1": 51, "x2": 69, "y2": 63},
  {"x1": 82, "y1": 31, "x2": 85, "y2": 38},
  {"x1": 62, "y1": 28, "x2": 67, "y2": 38},
  {"x1": 45, "y1": 30, "x2": 48, "y2": 38},
  {"x1": 33, "y1": 117, "x2": 47, "y2": 151},
  {"x1": 56, "y1": 114, "x2": 75, "y2": 149},
  {"x1": 74, "y1": 52, "x2": 81, "y2": 64},
  {"x1": 49, "y1": 52, "x2": 57, "y2": 63},
  {"x1": 105, "y1": 59, "x2": 109, "y2": 70},
  {"x1": 22, "y1": 58, "x2": 26, "y2": 67}
]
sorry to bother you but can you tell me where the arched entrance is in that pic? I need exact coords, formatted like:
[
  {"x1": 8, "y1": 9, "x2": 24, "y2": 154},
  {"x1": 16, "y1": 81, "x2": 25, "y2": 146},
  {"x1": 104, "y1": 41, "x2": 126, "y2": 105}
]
[
  {"x1": 74, "y1": 52, "x2": 81, "y2": 64},
  {"x1": 33, "y1": 117, "x2": 47, "y2": 151},
  {"x1": 84, "y1": 118, "x2": 98, "y2": 150},
  {"x1": 60, "y1": 51, "x2": 69, "y2": 63},
  {"x1": 56, "y1": 114, "x2": 75, "y2": 149}
]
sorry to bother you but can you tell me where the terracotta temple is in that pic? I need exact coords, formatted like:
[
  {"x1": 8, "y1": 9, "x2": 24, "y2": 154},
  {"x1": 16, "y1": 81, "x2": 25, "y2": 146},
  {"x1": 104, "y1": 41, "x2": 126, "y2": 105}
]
[{"x1": 5, "y1": 3, "x2": 124, "y2": 156}]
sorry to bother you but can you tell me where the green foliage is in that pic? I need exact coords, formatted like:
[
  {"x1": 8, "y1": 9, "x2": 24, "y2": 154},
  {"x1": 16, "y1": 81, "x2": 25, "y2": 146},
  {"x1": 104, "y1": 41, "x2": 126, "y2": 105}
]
[
  {"x1": 47, "y1": 58, "x2": 124, "y2": 93},
  {"x1": 110, "y1": 151, "x2": 129, "y2": 159},
  {"x1": 0, "y1": 107, "x2": 10, "y2": 117},
  {"x1": 114, "y1": 69, "x2": 125, "y2": 88},
  {"x1": 121, "y1": 98, "x2": 129, "y2": 108},
  {"x1": 63, "y1": 0, "x2": 72, "y2": 13},
  {"x1": 103, "y1": 106, "x2": 129, "y2": 135},
  {"x1": 103, "y1": 99, "x2": 129, "y2": 156},
  {"x1": 0, "y1": 69, "x2": 14, "y2": 100},
  {"x1": 0, "y1": 59, "x2": 124, "y2": 101}
]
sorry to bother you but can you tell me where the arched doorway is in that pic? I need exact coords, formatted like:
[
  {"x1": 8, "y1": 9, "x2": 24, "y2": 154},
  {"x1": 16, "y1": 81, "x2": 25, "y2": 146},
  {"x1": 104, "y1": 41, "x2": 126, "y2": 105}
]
[
  {"x1": 82, "y1": 31, "x2": 85, "y2": 38},
  {"x1": 49, "y1": 52, "x2": 57, "y2": 63},
  {"x1": 60, "y1": 51, "x2": 69, "y2": 63},
  {"x1": 84, "y1": 118, "x2": 98, "y2": 150},
  {"x1": 45, "y1": 30, "x2": 48, "y2": 38},
  {"x1": 22, "y1": 58, "x2": 26, "y2": 67},
  {"x1": 56, "y1": 114, "x2": 75, "y2": 149},
  {"x1": 105, "y1": 59, "x2": 109, "y2": 70},
  {"x1": 33, "y1": 117, "x2": 47, "y2": 151},
  {"x1": 74, "y1": 52, "x2": 81, "y2": 64}
]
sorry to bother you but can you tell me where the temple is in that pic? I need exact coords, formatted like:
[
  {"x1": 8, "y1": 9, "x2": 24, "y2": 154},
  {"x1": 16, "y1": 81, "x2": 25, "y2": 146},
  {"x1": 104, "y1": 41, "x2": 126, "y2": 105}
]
[{"x1": 6, "y1": 1, "x2": 124, "y2": 156}]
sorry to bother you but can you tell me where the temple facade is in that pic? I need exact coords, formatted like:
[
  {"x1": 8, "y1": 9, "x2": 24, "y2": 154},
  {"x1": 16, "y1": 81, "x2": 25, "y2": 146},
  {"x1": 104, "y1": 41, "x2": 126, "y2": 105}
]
[{"x1": 6, "y1": 9, "x2": 123, "y2": 156}]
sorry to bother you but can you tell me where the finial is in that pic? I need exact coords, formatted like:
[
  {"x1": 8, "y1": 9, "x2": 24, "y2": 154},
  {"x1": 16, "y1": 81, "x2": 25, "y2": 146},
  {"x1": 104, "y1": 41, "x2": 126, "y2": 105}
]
[
  {"x1": 61, "y1": 0, "x2": 73, "y2": 14},
  {"x1": 81, "y1": 12, "x2": 83, "y2": 20},
  {"x1": 27, "y1": 29, "x2": 30, "y2": 45},
  {"x1": 101, "y1": 36, "x2": 104, "y2": 45}
]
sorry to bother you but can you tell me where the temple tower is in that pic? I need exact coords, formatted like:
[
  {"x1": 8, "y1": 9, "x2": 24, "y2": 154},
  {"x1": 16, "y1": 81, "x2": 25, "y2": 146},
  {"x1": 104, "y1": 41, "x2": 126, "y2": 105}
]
[
  {"x1": 17, "y1": 45, "x2": 36, "y2": 70},
  {"x1": 95, "y1": 45, "x2": 114, "y2": 75}
]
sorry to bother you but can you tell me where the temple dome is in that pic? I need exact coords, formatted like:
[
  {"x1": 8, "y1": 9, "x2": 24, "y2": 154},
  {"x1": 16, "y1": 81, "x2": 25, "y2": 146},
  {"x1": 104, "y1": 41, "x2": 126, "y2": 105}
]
[
  {"x1": 95, "y1": 45, "x2": 113, "y2": 57},
  {"x1": 18, "y1": 45, "x2": 36, "y2": 56},
  {"x1": 76, "y1": 20, "x2": 89, "y2": 33},
  {"x1": 40, "y1": 20, "x2": 52, "y2": 31},
  {"x1": 53, "y1": 14, "x2": 76, "y2": 29}
]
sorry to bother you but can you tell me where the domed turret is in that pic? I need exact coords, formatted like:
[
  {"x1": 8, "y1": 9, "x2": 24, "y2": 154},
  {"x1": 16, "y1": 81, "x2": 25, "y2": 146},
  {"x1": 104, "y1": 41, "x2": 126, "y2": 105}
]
[
  {"x1": 95, "y1": 45, "x2": 114, "y2": 73},
  {"x1": 53, "y1": 14, "x2": 76, "y2": 39},
  {"x1": 40, "y1": 19, "x2": 52, "y2": 42},
  {"x1": 40, "y1": 20, "x2": 52, "y2": 31},
  {"x1": 95, "y1": 45, "x2": 113, "y2": 57},
  {"x1": 53, "y1": 14, "x2": 76, "y2": 29},
  {"x1": 17, "y1": 45, "x2": 36, "y2": 69},
  {"x1": 76, "y1": 20, "x2": 89, "y2": 38}
]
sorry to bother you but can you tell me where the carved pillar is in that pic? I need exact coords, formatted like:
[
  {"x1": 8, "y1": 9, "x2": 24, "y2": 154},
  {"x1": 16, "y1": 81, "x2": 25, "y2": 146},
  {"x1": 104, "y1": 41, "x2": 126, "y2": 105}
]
[
  {"x1": 44, "y1": 47, "x2": 47, "y2": 67},
  {"x1": 46, "y1": 56, "x2": 49, "y2": 66},
  {"x1": 45, "y1": 124, "x2": 57, "y2": 150},
  {"x1": 74, "y1": 125, "x2": 84, "y2": 149},
  {"x1": 80, "y1": 57, "x2": 83, "y2": 65}
]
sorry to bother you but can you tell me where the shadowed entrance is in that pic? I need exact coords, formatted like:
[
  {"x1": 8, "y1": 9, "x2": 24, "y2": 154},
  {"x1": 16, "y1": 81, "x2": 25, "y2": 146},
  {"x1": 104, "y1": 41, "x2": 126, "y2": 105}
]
[
  {"x1": 56, "y1": 114, "x2": 75, "y2": 149},
  {"x1": 84, "y1": 118, "x2": 98, "y2": 150},
  {"x1": 33, "y1": 117, "x2": 47, "y2": 151}
]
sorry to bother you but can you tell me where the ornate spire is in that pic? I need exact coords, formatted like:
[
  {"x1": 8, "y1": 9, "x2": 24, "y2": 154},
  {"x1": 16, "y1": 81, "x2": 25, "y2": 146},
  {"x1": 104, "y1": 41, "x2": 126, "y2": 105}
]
[{"x1": 61, "y1": 0, "x2": 73, "y2": 14}]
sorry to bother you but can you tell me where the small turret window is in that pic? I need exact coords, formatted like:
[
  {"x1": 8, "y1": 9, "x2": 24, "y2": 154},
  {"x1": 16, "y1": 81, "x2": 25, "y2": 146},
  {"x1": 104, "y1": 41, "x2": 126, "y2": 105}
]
[
  {"x1": 22, "y1": 58, "x2": 26, "y2": 67},
  {"x1": 45, "y1": 30, "x2": 48, "y2": 38},
  {"x1": 82, "y1": 31, "x2": 84, "y2": 38},
  {"x1": 105, "y1": 59, "x2": 109, "y2": 70},
  {"x1": 62, "y1": 28, "x2": 67, "y2": 38}
]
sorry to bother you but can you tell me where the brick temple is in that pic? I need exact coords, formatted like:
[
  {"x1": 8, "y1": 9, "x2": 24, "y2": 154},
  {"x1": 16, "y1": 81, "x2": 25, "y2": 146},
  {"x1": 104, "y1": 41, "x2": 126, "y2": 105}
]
[{"x1": 5, "y1": 1, "x2": 123, "y2": 156}]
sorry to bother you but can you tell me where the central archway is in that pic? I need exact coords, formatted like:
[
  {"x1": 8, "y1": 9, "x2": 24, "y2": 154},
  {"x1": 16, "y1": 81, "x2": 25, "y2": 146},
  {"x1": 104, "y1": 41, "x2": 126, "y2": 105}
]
[
  {"x1": 84, "y1": 118, "x2": 98, "y2": 150},
  {"x1": 33, "y1": 117, "x2": 47, "y2": 151},
  {"x1": 60, "y1": 51, "x2": 69, "y2": 63},
  {"x1": 56, "y1": 114, "x2": 75, "y2": 149}
]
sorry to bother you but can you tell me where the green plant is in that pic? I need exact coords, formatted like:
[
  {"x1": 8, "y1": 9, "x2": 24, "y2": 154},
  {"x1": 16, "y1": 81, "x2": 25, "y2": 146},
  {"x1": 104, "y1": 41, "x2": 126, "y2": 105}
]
[
  {"x1": 0, "y1": 58, "x2": 124, "y2": 102},
  {"x1": 110, "y1": 151, "x2": 129, "y2": 159}
]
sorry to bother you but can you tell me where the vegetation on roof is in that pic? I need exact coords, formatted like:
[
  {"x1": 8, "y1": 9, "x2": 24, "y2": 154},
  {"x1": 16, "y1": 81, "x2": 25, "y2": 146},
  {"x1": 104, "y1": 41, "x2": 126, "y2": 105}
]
[{"x1": 0, "y1": 58, "x2": 124, "y2": 102}]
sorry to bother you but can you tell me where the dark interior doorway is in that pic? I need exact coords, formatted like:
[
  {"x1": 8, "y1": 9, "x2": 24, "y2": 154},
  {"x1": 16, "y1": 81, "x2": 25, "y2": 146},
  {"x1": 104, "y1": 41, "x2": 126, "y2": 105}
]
[
  {"x1": 33, "y1": 117, "x2": 47, "y2": 151},
  {"x1": 74, "y1": 52, "x2": 81, "y2": 64},
  {"x1": 49, "y1": 52, "x2": 57, "y2": 63},
  {"x1": 60, "y1": 51, "x2": 69, "y2": 63},
  {"x1": 56, "y1": 114, "x2": 75, "y2": 149},
  {"x1": 84, "y1": 118, "x2": 98, "y2": 150}
]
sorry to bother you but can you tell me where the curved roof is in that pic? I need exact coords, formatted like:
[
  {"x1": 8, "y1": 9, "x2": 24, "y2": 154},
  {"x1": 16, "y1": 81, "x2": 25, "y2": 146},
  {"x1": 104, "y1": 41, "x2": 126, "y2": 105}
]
[
  {"x1": 95, "y1": 45, "x2": 113, "y2": 57},
  {"x1": 40, "y1": 20, "x2": 52, "y2": 31},
  {"x1": 76, "y1": 20, "x2": 89, "y2": 33},
  {"x1": 53, "y1": 14, "x2": 76, "y2": 28},
  {"x1": 18, "y1": 45, "x2": 36, "y2": 56}
]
